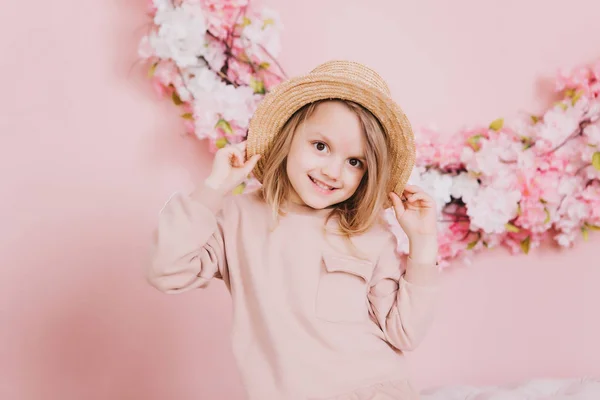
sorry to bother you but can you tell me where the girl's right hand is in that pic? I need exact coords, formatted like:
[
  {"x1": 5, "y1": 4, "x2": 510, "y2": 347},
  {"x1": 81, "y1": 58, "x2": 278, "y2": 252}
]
[{"x1": 204, "y1": 141, "x2": 261, "y2": 193}]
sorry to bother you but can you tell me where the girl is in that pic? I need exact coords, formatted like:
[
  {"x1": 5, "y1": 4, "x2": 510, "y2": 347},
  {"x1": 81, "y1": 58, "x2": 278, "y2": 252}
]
[{"x1": 148, "y1": 60, "x2": 440, "y2": 400}]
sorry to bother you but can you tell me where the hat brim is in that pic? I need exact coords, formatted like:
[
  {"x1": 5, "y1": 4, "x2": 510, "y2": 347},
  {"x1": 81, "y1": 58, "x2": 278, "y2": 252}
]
[{"x1": 247, "y1": 72, "x2": 415, "y2": 198}]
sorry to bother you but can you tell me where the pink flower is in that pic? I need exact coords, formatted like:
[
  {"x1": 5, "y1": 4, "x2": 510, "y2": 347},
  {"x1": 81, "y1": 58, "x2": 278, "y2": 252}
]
[
  {"x1": 515, "y1": 197, "x2": 551, "y2": 233},
  {"x1": 555, "y1": 65, "x2": 592, "y2": 92},
  {"x1": 204, "y1": 39, "x2": 227, "y2": 71},
  {"x1": 584, "y1": 121, "x2": 600, "y2": 145},
  {"x1": 415, "y1": 128, "x2": 464, "y2": 171},
  {"x1": 202, "y1": 0, "x2": 248, "y2": 39},
  {"x1": 147, "y1": 0, "x2": 157, "y2": 16},
  {"x1": 503, "y1": 231, "x2": 545, "y2": 255},
  {"x1": 153, "y1": 60, "x2": 179, "y2": 87},
  {"x1": 183, "y1": 119, "x2": 195, "y2": 134},
  {"x1": 227, "y1": 59, "x2": 254, "y2": 86},
  {"x1": 141, "y1": 3, "x2": 600, "y2": 268},
  {"x1": 201, "y1": 0, "x2": 248, "y2": 10},
  {"x1": 581, "y1": 181, "x2": 600, "y2": 222},
  {"x1": 262, "y1": 70, "x2": 283, "y2": 91},
  {"x1": 151, "y1": 78, "x2": 169, "y2": 98},
  {"x1": 437, "y1": 221, "x2": 471, "y2": 262}
]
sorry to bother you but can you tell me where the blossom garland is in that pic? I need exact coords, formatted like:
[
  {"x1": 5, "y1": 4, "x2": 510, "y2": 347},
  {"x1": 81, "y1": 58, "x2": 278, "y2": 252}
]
[
  {"x1": 139, "y1": 0, "x2": 600, "y2": 267},
  {"x1": 138, "y1": 0, "x2": 284, "y2": 197}
]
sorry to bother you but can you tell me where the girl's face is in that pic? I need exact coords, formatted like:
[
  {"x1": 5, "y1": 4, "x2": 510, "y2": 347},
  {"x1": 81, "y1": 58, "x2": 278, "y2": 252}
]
[{"x1": 286, "y1": 101, "x2": 367, "y2": 210}]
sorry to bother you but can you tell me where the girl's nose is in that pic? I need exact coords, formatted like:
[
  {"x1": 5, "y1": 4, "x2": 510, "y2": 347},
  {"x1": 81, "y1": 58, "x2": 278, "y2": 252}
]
[{"x1": 321, "y1": 161, "x2": 342, "y2": 181}]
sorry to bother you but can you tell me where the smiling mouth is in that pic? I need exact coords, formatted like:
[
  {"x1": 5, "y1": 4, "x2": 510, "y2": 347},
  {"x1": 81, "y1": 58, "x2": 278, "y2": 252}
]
[{"x1": 309, "y1": 175, "x2": 337, "y2": 191}]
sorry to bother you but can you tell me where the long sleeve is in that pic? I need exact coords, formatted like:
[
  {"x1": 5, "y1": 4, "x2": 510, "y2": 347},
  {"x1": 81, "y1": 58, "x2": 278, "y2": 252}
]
[
  {"x1": 367, "y1": 233, "x2": 441, "y2": 351},
  {"x1": 146, "y1": 184, "x2": 231, "y2": 294}
]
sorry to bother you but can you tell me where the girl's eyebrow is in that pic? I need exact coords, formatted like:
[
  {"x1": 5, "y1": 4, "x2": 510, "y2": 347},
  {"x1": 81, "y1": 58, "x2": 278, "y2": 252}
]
[{"x1": 311, "y1": 131, "x2": 331, "y2": 142}]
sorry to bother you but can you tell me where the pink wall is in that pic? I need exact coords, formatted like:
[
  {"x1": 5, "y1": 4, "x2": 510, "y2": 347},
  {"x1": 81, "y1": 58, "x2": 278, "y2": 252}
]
[{"x1": 1, "y1": 0, "x2": 599, "y2": 399}]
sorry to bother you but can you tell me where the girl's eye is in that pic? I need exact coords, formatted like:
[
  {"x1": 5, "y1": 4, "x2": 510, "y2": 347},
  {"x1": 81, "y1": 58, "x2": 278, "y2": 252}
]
[
  {"x1": 313, "y1": 141, "x2": 328, "y2": 152},
  {"x1": 348, "y1": 158, "x2": 362, "y2": 168}
]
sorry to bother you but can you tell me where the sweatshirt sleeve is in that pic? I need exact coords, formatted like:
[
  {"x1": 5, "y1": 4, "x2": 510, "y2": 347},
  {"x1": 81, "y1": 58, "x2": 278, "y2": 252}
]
[
  {"x1": 367, "y1": 232, "x2": 441, "y2": 351},
  {"x1": 146, "y1": 184, "x2": 231, "y2": 294}
]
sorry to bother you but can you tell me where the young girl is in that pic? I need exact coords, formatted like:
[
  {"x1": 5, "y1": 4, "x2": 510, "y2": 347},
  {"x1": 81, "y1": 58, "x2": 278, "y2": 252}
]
[{"x1": 148, "y1": 60, "x2": 440, "y2": 400}]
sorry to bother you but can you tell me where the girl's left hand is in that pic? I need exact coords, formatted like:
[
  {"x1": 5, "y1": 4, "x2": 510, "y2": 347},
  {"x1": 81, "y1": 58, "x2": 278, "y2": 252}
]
[{"x1": 389, "y1": 185, "x2": 438, "y2": 240}]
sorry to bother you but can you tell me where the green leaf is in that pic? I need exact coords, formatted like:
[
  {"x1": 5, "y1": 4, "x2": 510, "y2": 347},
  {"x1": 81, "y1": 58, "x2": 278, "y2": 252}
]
[
  {"x1": 232, "y1": 182, "x2": 246, "y2": 195},
  {"x1": 148, "y1": 62, "x2": 158, "y2": 78},
  {"x1": 544, "y1": 208, "x2": 550, "y2": 224},
  {"x1": 489, "y1": 118, "x2": 504, "y2": 131},
  {"x1": 520, "y1": 236, "x2": 531, "y2": 254},
  {"x1": 467, "y1": 238, "x2": 479, "y2": 250},
  {"x1": 522, "y1": 140, "x2": 534, "y2": 150},
  {"x1": 467, "y1": 134, "x2": 484, "y2": 151},
  {"x1": 592, "y1": 151, "x2": 600, "y2": 170},
  {"x1": 520, "y1": 136, "x2": 534, "y2": 146},
  {"x1": 215, "y1": 137, "x2": 228, "y2": 149},
  {"x1": 215, "y1": 119, "x2": 233, "y2": 135},
  {"x1": 505, "y1": 223, "x2": 520, "y2": 233},
  {"x1": 584, "y1": 223, "x2": 600, "y2": 231},
  {"x1": 582, "y1": 226, "x2": 589, "y2": 241},
  {"x1": 250, "y1": 78, "x2": 266, "y2": 94},
  {"x1": 571, "y1": 90, "x2": 583, "y2": 106},
  {"x1": 555, "y1": 101, "x2": 568, "y2": 111},
  {"x1": 181, "y1": 113, "x2": 194, "y2": 120},
  {"x1": 262, "y1": 18, "x2": 275, "y2": 29},
  {"x1": 171, "y1": 90, "x2": 183, "y2": 106}
]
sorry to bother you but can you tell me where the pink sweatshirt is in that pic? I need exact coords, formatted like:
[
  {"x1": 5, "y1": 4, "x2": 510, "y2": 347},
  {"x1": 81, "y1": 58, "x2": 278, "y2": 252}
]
[{"x1": 147, "y1": 184, "x2": 440, "y2": 400}]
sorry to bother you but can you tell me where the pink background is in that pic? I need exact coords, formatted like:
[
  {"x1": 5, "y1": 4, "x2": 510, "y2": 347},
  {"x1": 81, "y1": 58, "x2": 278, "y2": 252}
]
[{"x1": 1, "y1": 0, "x2": 599, "y2": 399}]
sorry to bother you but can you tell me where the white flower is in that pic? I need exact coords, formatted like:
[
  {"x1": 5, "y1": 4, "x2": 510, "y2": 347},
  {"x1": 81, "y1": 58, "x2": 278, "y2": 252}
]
[
  {"x1": 451, "y1": 172, "x2": 479, "y2": 203},
  {"x1": 461, "y1": 135, "x2": 520, "y2": 178},
  {"x1": 555, "y1": 231, "x2": 576, "y2": 247},
  {"x1": 186, "y1": 67, "x2": 223, "y2": 95},
  {"x1": 152, "y1": 0, "x2": 171, "y2": 13},
  {"x1": 555, "y1": 197, "x2": 588, "y2": 239},
  {"x1": 409, "y1": 167, "x2": 453, "y2": 215},
  {"x1": 138, "y1": 36, "x2": 153, "y2": 59},
  {"x1": 553, "y1": 198, "x2": 585, "y2": 247},
  {"x1": 466, "y1": 185, "x2": 521, "y2": 234},
  {"x1": 150, "y1": 2, "x2": 208, "y2": 68},
  {"x1": 204, "y1": 40, "x2": 227, "y2": 71},
  {"x1": 242, "y1": 8, "x2": 282, "y2": 57},
  {"x1": 213, "y1": 84, "x2": 257, "y2": 127},
  {"x1": 536, "y1": 103, "x2": 583, "y2": 148},
  {"x1": 583, "y1": 122, "x2": 600, "y2": 145},
  {"x1": 557, "y1": 175, "x2": 582, "y2": 197},
  {"x1": 193, "y1": 106, "x2": 221, "y2": 139},
  {"x1": 186, "y1": 70, "x2": 258, "y2": 139}
]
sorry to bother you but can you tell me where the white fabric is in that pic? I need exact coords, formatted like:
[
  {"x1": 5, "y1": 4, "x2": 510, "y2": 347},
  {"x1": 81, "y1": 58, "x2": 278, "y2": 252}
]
[{"x1": 421, "y1": 377, "x2": 600, "y2": 400}]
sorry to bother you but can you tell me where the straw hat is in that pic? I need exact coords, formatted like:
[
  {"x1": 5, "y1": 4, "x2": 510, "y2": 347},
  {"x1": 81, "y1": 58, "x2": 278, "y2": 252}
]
[{"x1": 246, "y1": 60, "x2": 415, "y2": 199}]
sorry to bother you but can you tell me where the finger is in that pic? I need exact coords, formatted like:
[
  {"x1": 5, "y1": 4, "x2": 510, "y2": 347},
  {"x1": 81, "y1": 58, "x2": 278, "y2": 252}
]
[
  {"x1": 229, "y1": 148, "x2": 244, "y2": 168},
  {"x1": 402, "y1": 184, "x2": 422, "y2": 195},
  {"x1": 215, "y1": 145, "x2": 238, "y2": 161},
  {"x1": 406, "y1": 192, "x2": 428, "y2": 201},
  {"x1": 234, "y1": 141, "x2": 247, "y2": 152},
  {"x1": 405, "y1": 192, "x2": 434, "y2": 208},
  {"x1": 389, "y1": 192, "x2": 405, "y2": 214},
  {"x1": 242, "y1": 154, "x2": 261, "y2": 175}
]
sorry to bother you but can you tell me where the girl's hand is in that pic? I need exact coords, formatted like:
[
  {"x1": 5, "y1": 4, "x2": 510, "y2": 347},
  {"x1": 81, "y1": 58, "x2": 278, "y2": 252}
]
[
  {"x1": 389, "y1": 185, "x2": 438, "y2": 240},
  {"x1": 204, "y1": 141, "x2": 261, "y2": 193}
]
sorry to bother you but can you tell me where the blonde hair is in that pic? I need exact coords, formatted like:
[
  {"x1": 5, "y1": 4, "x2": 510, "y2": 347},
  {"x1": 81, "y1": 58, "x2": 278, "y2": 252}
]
[{"x1": 259, "y1": 99, "x2": 391, "y2": 237}]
